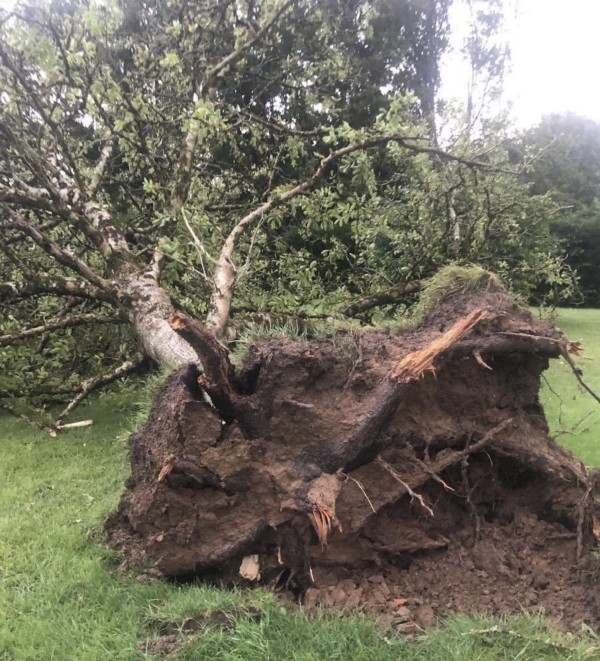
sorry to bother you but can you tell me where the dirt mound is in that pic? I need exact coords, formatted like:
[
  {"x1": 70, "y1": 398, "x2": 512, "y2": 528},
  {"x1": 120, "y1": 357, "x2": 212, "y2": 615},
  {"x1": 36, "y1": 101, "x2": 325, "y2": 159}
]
[{"x1": 106, "y1": 290, "x2": 600, "y2": 630}]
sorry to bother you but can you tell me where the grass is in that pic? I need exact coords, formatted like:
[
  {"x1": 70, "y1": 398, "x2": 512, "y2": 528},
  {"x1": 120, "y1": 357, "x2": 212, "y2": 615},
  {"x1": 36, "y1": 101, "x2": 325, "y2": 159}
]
[
  {"x1": 230, "y1": 266, "x2": 502, "y2": 365},
  {"x1": 2, "y1": 307, "x2": 600, "y2": 660},
  {"x1": 409, "y1": 264, "x2": 502, "y2": 325},
  {"x1": 539, "y1": 307, "x2": 600, "y2": 466}
]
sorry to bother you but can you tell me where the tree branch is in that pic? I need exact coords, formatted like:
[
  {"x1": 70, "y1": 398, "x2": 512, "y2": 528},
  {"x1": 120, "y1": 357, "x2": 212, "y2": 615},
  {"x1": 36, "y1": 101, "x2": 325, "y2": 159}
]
[
  {"x1": 0, "y1": 41, "x2": 87, "y2": 192},
  {"x1": 169, "y1": 0, "x2": 294, "y2": 215},
  {"x1": 0, "y1": 184, "x2": 59, "y2": 213},
  {"x1": 204, "y1": 0, "x2": 295, "y2": 84},
  {"x1": 54, "y1": 353, "x2": 145, "y2": 425},
  {"x1": 0, "y1": 312, "x2": 121, "y2": 346},
  {"x1": 235, "y1": 109, "x2": 328, "y2": 137},
  {"x1": 226, "y1": 133, "x2": 508, "y2": 255},
  {"x1": 88, "y1": 139, "x2": 114, "y2": 197},
  {"x1": 339, "y1": 279, "x2": 424, "y2": 317},
  {"x1": 0, "y1": 210, "x2": 110, "y2": 288},
  {"x1": 0, "y1": 124, "x2": 128, "y2": 262},
  {"x1": 0, "y1": 276, "x2": 117, "y2": 303},
  {"x1": 0, "y1": 238, "x2": 34, "y2": 278},
  {"x1": 0, "y1": 383, "x2": 80, "y2": 399},
  {"x1": 0, "y1": 183, "x2": 113, "y2": 258},
  {"x1": 205, "y1": 132, "x2": 503, "y2": 336}
]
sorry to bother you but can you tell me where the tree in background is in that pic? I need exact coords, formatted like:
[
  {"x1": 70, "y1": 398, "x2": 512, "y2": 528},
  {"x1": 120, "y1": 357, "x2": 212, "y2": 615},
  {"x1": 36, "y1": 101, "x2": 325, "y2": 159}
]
[
  {"x1": 519, "y1": 113, "x2": 600, "y2": 306},
  {"x1": 0, "y1": 0, "x2": 570, "y2": 423}
]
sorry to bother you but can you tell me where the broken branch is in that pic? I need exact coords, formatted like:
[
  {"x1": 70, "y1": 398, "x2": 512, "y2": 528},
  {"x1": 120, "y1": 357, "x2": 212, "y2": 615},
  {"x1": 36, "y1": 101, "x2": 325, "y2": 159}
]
[
  {"x1": 54, "y1": 354, "x2": 145, "y2": 426},
  {"x1": 0, "y1": 312, "x2": 121, "y2": 345}
]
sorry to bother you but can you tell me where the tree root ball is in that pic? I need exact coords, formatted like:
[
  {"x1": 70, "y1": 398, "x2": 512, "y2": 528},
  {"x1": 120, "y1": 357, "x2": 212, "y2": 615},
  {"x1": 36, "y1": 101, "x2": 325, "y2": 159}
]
[{"x1": 106, "y1": 290, "x2": 600, "y2": 630}]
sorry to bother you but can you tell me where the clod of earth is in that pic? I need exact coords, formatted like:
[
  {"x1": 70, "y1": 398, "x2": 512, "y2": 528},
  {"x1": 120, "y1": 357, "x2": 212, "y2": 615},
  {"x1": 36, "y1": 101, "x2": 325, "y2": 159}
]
[{"x1": 106, "y1": 288, "x2": 600, "y2": 630}]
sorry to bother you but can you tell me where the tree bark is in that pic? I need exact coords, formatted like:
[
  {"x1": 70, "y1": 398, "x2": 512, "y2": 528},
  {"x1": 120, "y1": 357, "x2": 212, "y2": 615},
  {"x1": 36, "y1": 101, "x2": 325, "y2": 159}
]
[{"x1": 121, "y1": 271, "x2": 199, "y2": 367}]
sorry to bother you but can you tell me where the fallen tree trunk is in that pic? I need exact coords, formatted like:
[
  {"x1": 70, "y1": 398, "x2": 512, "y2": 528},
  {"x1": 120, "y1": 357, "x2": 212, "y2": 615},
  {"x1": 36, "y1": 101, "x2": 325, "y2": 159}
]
[{"x1": 106, "y1": 288, "x2": 600, "y2": 630}]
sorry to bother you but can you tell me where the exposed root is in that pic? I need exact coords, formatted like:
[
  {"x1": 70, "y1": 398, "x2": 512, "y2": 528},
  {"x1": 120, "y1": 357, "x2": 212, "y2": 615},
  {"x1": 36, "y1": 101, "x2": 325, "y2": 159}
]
[
  {"x1": 413, "y1": 455, "x2": 455, "y2": 492},
  {"x1": 376, "y1": 456, "x2": 435, "y2": 517},
  {"x1": 309, "y1": 506, "x2": 342, "y2": 549},
  {"x1": 560, "y1": 342, "x2": 600, "y2": 407},
  {"x1": 473, "y1": 349, "x2": 493, "y2": 371},
  {"x1": 157, "y1": 454, "x2": 176, "y2": 482},
  {"x1": 344, "y1": 474, "x2": 378, "y2": 513},
  {"x1": 391, "y1": 308, "x2": 486, "y2": 383},
  {"x1": 107, "y1": 291, "x2": 600, "y2": 630}
]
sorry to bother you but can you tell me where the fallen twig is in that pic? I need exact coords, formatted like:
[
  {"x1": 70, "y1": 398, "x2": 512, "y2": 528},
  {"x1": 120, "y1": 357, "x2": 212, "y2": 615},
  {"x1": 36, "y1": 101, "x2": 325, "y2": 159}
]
[{"x1": 55, "y1": 419, "x2": 94, "y2": 430}]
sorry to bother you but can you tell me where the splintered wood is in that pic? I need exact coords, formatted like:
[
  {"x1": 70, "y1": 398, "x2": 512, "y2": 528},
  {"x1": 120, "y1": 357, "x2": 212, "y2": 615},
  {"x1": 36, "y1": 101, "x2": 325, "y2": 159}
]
[
  {"x1": 157, "y1": 454, "x2": 177, "y2": 482},
  {"x1": 309, "y1": 506, "x2": 342, "y2": 549},
  {"x1": 391, "y1": 308, "x2": 486, "y2": 383}
]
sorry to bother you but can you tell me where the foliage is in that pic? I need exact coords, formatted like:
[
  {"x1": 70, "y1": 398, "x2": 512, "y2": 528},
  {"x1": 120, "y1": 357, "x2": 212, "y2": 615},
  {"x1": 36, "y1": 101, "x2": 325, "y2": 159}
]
[
  {"x1": 0, "y1": 0, "x2": 575, "y2": 410},
  {"x1": 550, "y1": 207, "x2": 600, "y2": 306},
  {"x1": 0, "y1": 0, "x2": 457, "y2": 401},
  {"x1": 520, "y1": 113, "x2": 600, "y2": 305},
  {"x1": 113, "y1": 367, "x2": 176, "y2": 437},
  {"x1": 1, "y1": 400, "x2": 598, "y2": 660}
]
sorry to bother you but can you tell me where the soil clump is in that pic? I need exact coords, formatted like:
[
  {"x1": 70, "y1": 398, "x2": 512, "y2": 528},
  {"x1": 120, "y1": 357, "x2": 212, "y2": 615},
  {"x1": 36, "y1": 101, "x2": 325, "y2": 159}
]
[{"x1": 107, "y1": 288, "x2": 600, "y2": 630}]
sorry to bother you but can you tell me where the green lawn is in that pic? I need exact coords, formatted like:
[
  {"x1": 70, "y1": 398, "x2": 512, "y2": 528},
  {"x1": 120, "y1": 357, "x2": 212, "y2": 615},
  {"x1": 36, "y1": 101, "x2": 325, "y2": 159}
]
[
  {"x1": 539, "y1": 308, "x2": 600, "y2": 465},
  {"x1": 2, "y1": 312, "x2": 600, "y2": 661}
]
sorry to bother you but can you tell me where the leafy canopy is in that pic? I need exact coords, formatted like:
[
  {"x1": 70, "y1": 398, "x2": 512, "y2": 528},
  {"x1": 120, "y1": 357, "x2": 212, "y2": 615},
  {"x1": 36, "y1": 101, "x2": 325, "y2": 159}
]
[{"x1": 0, "y1": 0, "x2": 573, "y2": 410}]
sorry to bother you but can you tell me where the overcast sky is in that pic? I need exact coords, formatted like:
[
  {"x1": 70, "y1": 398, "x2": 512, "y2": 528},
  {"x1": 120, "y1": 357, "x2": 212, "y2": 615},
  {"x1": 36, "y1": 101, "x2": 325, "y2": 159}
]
[
  {"x1": 443, "y1": 0, "x2": 600, "y2": 126},
  {"x1": 1, "y1": 0, "x2": 598, "y2": 127}
]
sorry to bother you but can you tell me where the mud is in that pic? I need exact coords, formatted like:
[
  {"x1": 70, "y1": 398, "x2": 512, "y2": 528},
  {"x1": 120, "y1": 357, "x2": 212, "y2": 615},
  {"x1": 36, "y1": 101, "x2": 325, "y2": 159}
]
[{"x1": 107, "y1": 289, "x2": 600, "y2": 631}]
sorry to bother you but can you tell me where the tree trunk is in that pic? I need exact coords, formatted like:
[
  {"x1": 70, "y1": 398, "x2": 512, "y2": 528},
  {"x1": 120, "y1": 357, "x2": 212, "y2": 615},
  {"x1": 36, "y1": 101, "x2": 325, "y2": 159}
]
[
  {"x1": 205, "y1": 253, "x2": 236, "y2": 339},
  {"x1": 121, "y1": 271, "x2": 198, "y2": 367}
]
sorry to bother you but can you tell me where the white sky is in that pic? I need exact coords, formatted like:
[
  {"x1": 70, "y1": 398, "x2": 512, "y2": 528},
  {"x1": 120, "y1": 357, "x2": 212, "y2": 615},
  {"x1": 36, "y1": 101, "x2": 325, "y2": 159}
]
[
  {"x1": 1, "y1": 0, "x2": 599, "y2": 127},
  {"x1": 443, "y1": 0, "x2": 600, "y2": 127}
]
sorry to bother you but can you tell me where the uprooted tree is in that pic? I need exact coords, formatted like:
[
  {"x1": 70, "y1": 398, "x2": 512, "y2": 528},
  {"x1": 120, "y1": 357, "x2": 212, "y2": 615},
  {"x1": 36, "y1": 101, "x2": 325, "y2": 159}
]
[
  {"x1": 1, "y1": 0, "x2": 599, "y2": 628},
  {"x1": 107, "y1": 283, "x2": 600, "y2": 628},
  {"x1": 0, "y1": 0, "x2": 574, "y2": 422}
]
